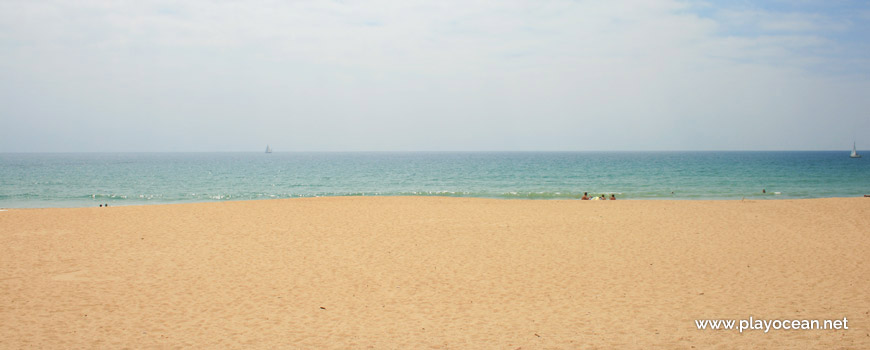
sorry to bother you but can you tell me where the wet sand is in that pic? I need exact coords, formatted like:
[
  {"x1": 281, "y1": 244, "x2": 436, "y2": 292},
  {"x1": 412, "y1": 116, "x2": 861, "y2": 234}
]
[{"x1": 1, "y1": 197, "x2": 868, "y2": 349}]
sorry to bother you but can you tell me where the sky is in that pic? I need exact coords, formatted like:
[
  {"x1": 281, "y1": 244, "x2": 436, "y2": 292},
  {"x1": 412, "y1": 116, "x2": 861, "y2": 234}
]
[{"x1": 1, "y1": 0, "x2": 869, "y2": 152}]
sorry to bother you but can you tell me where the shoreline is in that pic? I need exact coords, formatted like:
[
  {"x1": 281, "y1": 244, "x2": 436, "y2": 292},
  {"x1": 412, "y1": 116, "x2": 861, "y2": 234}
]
[{"x1": 3, "y1": 194, "x2": 870, "y2": 210}]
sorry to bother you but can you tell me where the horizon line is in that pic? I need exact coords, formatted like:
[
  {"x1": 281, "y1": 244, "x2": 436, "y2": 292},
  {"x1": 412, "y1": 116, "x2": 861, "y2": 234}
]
[{"x1": 0, "y1": 149, "x2": 864, "y2": 154}]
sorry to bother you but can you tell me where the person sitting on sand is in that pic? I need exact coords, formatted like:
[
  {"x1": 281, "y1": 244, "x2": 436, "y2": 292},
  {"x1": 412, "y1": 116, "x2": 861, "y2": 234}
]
[
  {"x1": 581, "y1": 192, "x2": 589, "y2": 200},
  {"x1": 610, "y1": 194, "x2": 616, "y2": 200}
]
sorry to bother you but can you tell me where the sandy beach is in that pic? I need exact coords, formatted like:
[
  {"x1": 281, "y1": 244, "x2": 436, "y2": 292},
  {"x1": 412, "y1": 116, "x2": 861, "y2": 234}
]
[{"x1": 1, "y1": 197, "x2": 868, "y2": 349}]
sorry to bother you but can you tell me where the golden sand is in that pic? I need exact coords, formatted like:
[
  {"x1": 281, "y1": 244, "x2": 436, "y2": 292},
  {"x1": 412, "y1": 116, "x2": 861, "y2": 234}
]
[{"x1": 1, "y1": 197, "x2": 868, "y2": 349}]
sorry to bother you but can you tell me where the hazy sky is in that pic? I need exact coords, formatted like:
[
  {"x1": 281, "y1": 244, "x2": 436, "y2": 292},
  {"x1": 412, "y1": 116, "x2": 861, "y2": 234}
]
[{"x1": 1, "y1": 0, "x2": 869, "y2": 152}]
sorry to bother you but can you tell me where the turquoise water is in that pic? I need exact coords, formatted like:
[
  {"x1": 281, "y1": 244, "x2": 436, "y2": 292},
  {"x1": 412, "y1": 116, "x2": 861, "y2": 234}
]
[{"x1": 0, "y1": 152, "x2": 868, "y2": 208}]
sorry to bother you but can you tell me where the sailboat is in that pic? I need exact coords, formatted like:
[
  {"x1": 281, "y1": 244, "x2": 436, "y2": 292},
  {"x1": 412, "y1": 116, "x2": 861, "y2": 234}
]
[
  {"x1": 851, "y1": 142, "x2": 861, "y2": 158},
  {"x1": 265, "y1": 145, "x2": 273, "y2": 154}
]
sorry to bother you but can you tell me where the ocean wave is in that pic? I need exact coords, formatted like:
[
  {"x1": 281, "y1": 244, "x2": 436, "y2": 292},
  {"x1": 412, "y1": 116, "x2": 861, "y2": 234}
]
[{"x1": 1, "y1": 189, "x2": 809, "y2": 207}]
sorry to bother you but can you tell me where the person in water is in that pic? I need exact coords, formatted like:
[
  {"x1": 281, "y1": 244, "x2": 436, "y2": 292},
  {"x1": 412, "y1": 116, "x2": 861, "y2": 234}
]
[
  {"x1": 610, "y1": 194, "x2": 616, "y2": 200},
  {"x1": 581, "y1": 192, "x2": 589, "y2": 200}
]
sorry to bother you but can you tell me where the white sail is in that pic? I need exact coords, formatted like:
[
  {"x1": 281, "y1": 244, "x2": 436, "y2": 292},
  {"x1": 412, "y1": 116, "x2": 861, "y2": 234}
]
[
  {"x1": 851, "y1": 142, "x2": 861, "y2": 158},
  {"x1": 266, "y1": 145, "x2": 272, "y2": 153}
]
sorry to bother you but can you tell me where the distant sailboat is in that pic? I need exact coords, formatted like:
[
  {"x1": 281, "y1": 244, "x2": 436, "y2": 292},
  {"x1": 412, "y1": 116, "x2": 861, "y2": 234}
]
[
  {"x1": 851, "y1": 142, "x2": 861, "y2": 158},
  {"x1": 265, "y1": 145, "x2": 273, "y2": 154}
]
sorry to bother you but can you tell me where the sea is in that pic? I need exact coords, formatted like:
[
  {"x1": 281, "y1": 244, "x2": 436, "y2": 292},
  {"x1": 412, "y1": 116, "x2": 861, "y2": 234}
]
[{"x1": 0, "y1": 151, "x2": 868, "y2": 208}]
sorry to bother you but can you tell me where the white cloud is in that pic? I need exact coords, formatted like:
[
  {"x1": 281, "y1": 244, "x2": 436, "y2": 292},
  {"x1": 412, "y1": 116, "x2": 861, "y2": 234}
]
[
  {"x1": 1, "y1": 0, "x2": 868, "y2": 151},
  {"x1": 717, "y1": 9, "x2": 850, "y2": 33}
]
